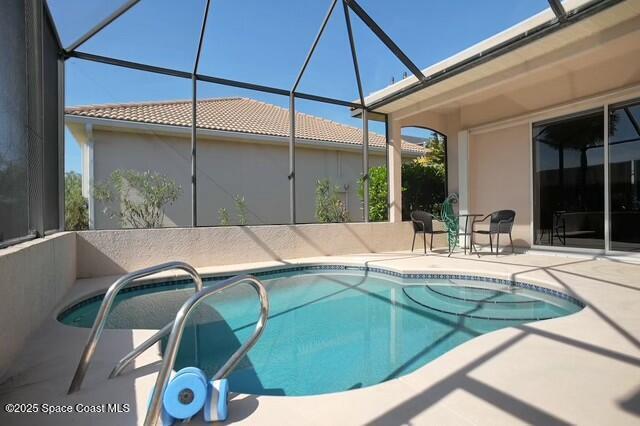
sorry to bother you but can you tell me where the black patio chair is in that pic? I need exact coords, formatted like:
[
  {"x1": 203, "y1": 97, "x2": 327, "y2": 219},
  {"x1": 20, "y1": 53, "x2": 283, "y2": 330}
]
[
  {"x1": 410, "y1": 210, "x2": 447, "y2": 254},
  {"x1": 471, "y1": 210, "x2": 516, "y2": 256}
]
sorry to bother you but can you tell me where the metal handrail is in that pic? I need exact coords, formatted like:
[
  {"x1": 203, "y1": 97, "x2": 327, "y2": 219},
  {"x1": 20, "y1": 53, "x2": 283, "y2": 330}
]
[
  {"x1": 145, "y1": 274, "x2": 269, "y2": 426},
  {"x1": 67, "y1": 261, "x2": 204, "y2": 394},
  {"x1": 109, "y1": 322, "x2": 172, "y2": 379}
]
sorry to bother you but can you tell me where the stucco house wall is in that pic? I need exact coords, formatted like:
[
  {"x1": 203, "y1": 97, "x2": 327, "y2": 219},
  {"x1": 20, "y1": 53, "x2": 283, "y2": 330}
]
[
  {"x1": 468, "y1": 124, "x2": 531, "y2": 246},
  {"x1": 78, "y1": 125, "x2": 393, "y2": 228}
]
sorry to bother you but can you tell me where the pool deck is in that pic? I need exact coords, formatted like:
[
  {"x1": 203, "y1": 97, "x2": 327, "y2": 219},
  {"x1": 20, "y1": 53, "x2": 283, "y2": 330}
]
[{"x1": 1, "y1": 250, "x2": 639, "y2": 425}]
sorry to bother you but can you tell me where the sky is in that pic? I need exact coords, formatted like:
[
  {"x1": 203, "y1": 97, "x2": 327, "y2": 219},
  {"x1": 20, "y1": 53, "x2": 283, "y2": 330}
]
[{"x1": 49, "y1": 0, "x2": 553, "y2": 172}]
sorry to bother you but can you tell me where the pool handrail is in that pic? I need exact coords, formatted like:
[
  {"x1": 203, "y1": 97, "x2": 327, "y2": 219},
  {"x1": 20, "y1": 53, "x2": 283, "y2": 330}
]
[
  {"x1": 109, "y1": 321, "x2": 173, "y2": 379},
  {"x1": 145, "y1": 274, "x2": 269, "y2": 426},
  {"x1": 67, "y1": 261, "x2": 204, "y2": 395}
]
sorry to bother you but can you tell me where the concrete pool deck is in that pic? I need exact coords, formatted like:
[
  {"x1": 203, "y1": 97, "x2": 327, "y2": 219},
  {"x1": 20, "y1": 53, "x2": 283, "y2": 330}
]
[{"x1": 0, "y1": 250, "x2": 639, "y2": 425}]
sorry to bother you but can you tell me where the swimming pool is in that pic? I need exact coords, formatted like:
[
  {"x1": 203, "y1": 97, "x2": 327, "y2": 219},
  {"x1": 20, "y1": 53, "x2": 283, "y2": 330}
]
[{"x1": 59, "y1": 266, "x2": 583, "y2": 396}]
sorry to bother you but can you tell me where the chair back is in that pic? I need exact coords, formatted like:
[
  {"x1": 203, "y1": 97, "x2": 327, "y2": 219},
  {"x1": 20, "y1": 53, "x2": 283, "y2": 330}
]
[
  {"x1": 410, "y1": 210, "x2": 434, "y2": 233},
  {"x1": 489, "y1": 210, "x2": 516, "y2": 233}
]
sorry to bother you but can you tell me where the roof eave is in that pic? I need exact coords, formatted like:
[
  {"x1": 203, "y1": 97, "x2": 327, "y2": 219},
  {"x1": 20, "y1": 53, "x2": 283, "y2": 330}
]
[
  {"x1": 65, "y1": 114, "x2": 424, "y2": 156},
  {"x1": 364, "y1": 0, "x2": 623, "y2": 113}
]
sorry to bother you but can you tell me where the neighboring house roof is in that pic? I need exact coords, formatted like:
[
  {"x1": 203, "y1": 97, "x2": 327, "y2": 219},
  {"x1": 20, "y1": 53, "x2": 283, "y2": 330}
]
[{"x1": 65, "y1": 98, "x2": 427, "y2": 155}]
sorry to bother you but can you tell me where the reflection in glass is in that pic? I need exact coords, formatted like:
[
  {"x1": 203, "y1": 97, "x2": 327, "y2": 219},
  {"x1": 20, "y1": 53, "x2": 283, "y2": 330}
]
[
  {"x1": 609, "y1": 100, "x2": 640, "y2": 252},
  {"x1": 533, "y1": 110, "x2": 604, "y2": 249}
]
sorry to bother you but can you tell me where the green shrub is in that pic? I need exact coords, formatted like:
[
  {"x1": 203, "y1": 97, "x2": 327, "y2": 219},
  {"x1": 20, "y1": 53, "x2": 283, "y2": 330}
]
[
  {"x1": 358, "y1": 167, "x2": 389, "y2": 222},
  {"x1": 359, "y1": 142, "x2": 446, "y2": 222},
  {"x1": 401, "y1": 160, "x2": 445, "y2": 220},
  {"x1": 218, "y1": 207, "x2": 230, "y2": 226},
  {"x1": 94, "y1": 169, "x2": 181, "y2": 228},
  {"x1": 64, "y1": 171, "x2": 89, "y2": 230},
  {"x1": 233, "y1": 195, "x2": 248, "y2": 225},
  {"x1": 315, "y1": 179, "x2": 350, "y2": 223}
]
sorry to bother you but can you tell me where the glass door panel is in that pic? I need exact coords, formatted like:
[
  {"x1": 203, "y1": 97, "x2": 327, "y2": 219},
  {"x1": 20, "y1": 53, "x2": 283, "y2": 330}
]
[
  {"x1": 609, "y1": 100, "x2": 640, "y2": 252},
  {"x1": 532, "y1": 110, "x2": 605, "y2": 249}
]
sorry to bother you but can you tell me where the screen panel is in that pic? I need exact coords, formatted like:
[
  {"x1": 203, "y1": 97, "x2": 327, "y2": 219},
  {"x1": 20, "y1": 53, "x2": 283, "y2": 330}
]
[{"x1": 0, "y1": 0, "x2": 30, "y2": 243}]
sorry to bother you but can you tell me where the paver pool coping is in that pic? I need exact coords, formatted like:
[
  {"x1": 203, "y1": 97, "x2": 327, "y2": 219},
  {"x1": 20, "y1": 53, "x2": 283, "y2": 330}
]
[{"x1": 56, "y1": 263, "x2": 584, "y2": 323}]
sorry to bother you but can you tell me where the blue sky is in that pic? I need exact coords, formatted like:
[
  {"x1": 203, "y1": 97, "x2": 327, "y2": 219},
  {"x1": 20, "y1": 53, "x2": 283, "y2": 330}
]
[{"x1": 49, "y1": 0, "x2": 551, "y2": 172}]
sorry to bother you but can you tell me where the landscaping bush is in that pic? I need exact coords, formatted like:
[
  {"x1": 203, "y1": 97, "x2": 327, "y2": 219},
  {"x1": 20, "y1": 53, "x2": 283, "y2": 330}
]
[
  {"x1": 359, "y1": 135, "x2": 447, "y2": 221},
  {"x1": 358, "y1": 167, "x2": 389, "y2": 222},
  {"x1": 315, "y1": 179, "x2": 350, "y2": 223},
  {"x1": 94, "y1": 169, "x2": 181, "y2": 228},
  {"x1": 64, "y1": 171, "x2": 89, "y2": 230}
]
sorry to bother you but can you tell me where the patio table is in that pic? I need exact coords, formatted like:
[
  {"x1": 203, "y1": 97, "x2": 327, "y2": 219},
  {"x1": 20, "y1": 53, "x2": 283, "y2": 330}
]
[{"x1": 448, "y1": 213, "x2": 483, "y2": 256}]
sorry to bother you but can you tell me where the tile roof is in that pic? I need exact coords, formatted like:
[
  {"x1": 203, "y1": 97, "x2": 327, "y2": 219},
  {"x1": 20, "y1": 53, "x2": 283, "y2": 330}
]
[{"x1": 65, "y1": 97, "x2": 427, "y2": 155}]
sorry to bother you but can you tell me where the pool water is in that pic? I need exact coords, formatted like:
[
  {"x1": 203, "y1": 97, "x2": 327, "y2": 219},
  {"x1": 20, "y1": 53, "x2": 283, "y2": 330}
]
[{"x1": 59, "y1": 268, "x2": 582, "y2": 396}]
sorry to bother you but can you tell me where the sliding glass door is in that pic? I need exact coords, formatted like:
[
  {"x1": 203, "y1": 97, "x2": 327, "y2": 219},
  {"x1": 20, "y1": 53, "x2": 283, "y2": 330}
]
[
  {"x1": 532, "y1": 98, "x2": 640, "y2": 253},
  {"x1": 609, "y1": 100, "x2": 640, "y2": 252},
  {"x1": 532, "y1": 110, "x2": 605, "y2": 249}
]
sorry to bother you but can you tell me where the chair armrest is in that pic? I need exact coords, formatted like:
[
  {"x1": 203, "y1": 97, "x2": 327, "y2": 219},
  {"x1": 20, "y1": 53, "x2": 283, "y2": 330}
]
[
  {"x1": 471, "y1": 215, "x2": 490, "y2": 232},
  {"x1": 412, "y1": 219, "x2": 426, "y2": 231}
]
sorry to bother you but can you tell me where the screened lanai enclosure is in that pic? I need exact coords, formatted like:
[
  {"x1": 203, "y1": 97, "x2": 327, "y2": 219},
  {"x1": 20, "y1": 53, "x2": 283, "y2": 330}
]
[{"x1": 0, "y1": 0, "x2": 613, "y2": 246}]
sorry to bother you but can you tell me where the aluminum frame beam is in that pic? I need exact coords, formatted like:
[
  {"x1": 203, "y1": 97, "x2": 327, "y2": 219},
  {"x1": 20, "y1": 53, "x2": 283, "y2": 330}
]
[
  {"x1": 193, "y1": 0, "x2": 212, "y2": 74},
  {"x1": 342, "y1": 0, "x2": 365, "y2": 107},
  {"x1": 292, "y1": 0, "x2": 338, "y2": 93},
  {"x1": 343, "y1": 0, "x2": 369, "y2": 221},
  {"x1": 65, "y1": 51, "x2": 361, "y2": 109},
  {"x1": 547, "y1": 0, "x2": 567, "y2": 20},
  {"x1": 289, "y1": 94, "x2": 296, "y2": 224},
  {"x1": 362, "y1": 109, "x2": 369, "y2": 222},
  {"x1": 58, "y1": 57, "x2": 65, "y2": 231},
  {"x1": 190, "y1": 0, "x2": 212, "y2": 227},
  {"x1": 624, "y1": 106, "x2": 640, "y2": 138},
  {"x1": 43, "y1": 1, "x2": 63, "y2": 52},
  {"x1": 191, "y1": 75, "x2": 198, "y2": 227},
  {"x1": 344, "y1": 0, "x2": 425, "y2": 81},
  {"x1": 65, "y1": 0, "x2": 141, "y2": 53}
]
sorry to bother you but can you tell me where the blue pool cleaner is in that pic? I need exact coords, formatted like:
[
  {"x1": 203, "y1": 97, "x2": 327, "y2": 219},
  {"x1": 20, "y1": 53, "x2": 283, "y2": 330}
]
[
  {"x1": 162, "y1": 367, "x2": 208, "y2": 421},
  {"x1": 203, "y1": 378, "x2": 229, "y2": 422}
]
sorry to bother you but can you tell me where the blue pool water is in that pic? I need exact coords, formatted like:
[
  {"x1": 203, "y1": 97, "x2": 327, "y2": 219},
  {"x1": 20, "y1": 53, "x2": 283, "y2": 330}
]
[{"x1": 59, "y1": 267, "x2": 582, "y2": 396}]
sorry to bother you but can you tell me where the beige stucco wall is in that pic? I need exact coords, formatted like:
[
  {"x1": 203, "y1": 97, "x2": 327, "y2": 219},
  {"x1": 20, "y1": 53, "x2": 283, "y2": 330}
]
[
  {"x1": 75, "y1": 221, "x2": 443, "y2": 278},
  {"x1": 0, "y1": 233, "x2": 76, "y2": 378},
  {"x1": 468, "y1": 124, "x2": 532, "y2": 246},
  {"x1": 89, "y1": 128, "x2": 391, "y2": 229}
]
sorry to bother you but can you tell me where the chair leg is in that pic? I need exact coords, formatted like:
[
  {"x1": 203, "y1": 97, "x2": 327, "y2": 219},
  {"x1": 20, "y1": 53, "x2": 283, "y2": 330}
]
[
  {"x1": 509, "y1": 232, "x2": 514, "y2": 254},
  {"x1": 496, "y1": 232, "x2": 500, "y2": 257},
  {"x1": 471, "y1": 233, "x2": 478, "y2": 256},
  {"x1": 489, "y1": 234, "x2": 493, "y2": 254},
  {"x1": 411, "y1": 232, "x2": 416, "y2": 252},
  {"x1": 430, "y1": 233, "x2": 434, "y2": 252},
  {"x1": 423, "y1": 232, "x2": 427, "y2": 255}
]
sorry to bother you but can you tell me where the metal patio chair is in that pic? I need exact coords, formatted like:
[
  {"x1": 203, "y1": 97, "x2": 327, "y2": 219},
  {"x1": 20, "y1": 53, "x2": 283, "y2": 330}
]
[
  {"x1": 471, "y1": 210, "x2": 516, "y2": 256},
  {"x1": 410, "y1": 210, "x2": 447, "y2": 254}
]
